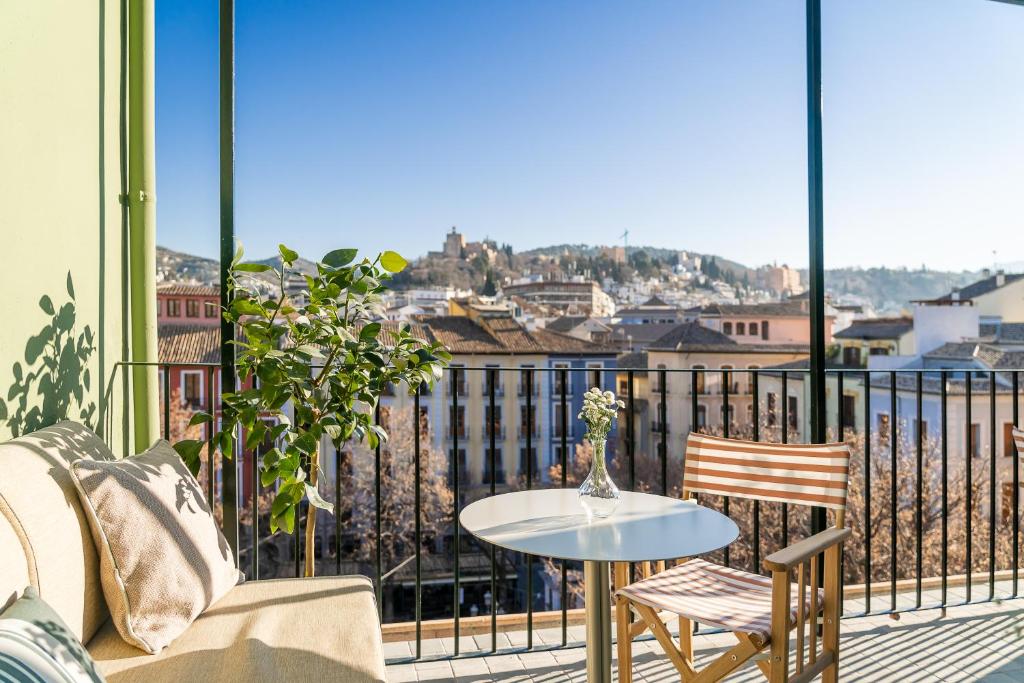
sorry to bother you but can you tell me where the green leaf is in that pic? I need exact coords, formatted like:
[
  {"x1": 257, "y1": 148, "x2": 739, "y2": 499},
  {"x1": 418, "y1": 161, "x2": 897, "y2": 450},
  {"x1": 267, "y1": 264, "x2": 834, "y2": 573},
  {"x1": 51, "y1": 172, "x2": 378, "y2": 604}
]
[
  {"x1": 323, "y1": 248, "x2": 358, "y2": 268},
  {"x1": 359, "y1": 322, "x2": 381, "y2": 342},
  {"x1": 380, "y1": 251, "x2": 407, "y2": 273},
  {"x1": 188, "y1": 411, "x2": 213, "y2": 426},
  {"x1": 305, "y1": 482, "x2": 335, "y2": 514},
  {"x1": 279, "y1": 244, "x2": 299, "y2": 264},
  {"x1": 235, "y1": 263, "x2": 274, "y2": 273},
  {"x1": 66, "y1": 272, "x2": 75, "y2": 300},
  {"x1": 38, "y1": 295, "x2": 54, "y2": 315},
  {"x1": 172, "y1": 440, "x2": 205, "y2": 476}
]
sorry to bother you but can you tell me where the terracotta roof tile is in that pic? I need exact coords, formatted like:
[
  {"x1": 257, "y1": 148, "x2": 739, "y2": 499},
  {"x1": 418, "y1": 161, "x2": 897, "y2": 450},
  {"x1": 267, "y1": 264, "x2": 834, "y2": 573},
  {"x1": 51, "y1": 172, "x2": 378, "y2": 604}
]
[{"x1": 158, "y1": 324, "x2": 220, "y2": 364}]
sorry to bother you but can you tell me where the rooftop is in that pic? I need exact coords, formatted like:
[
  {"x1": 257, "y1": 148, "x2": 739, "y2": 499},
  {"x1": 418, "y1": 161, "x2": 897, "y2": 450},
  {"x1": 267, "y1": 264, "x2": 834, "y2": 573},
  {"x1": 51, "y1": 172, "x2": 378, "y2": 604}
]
[
  {"x1": 833, "y1": 317, "x2": 914, "y2": 340},
  {"x1": 921, "y1": 272, "x2": 1024, "y2": 305}
]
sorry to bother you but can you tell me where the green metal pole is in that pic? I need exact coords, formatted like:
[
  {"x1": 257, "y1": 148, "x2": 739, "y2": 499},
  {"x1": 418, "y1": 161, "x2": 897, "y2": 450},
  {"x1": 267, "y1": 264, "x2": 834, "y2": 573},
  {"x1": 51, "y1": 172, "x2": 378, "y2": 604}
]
[
  {"x1": 806, "y1": 0, "x2": 828, "y2": 536},
  {"x1": 128, "y1": 0, "x2": 159, "y2": 452},
  {"x1": 220, "y1": 0, "x2": 239, "y2": 556}
]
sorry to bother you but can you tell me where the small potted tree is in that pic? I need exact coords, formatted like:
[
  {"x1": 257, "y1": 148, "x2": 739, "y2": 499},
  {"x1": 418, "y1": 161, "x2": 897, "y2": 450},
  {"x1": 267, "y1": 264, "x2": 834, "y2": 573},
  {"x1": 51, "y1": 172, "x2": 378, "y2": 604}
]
[{"x1": 176, "y1": 244, "x2": 450, "y2": 576}]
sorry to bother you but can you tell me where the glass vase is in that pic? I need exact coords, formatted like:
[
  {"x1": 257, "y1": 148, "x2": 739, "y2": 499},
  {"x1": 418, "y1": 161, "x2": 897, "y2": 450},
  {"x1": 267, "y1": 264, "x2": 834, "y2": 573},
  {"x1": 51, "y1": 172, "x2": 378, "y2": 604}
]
[{"x1": 578, "y1": 438, "x2": 620, "y2": 519}]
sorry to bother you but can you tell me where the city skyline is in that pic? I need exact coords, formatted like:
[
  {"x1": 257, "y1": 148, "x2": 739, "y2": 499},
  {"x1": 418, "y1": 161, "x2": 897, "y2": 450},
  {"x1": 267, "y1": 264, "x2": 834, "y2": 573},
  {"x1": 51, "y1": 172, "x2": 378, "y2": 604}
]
[{"x1": 156, "y1": 0, "x2": 1022, "y2": 271}]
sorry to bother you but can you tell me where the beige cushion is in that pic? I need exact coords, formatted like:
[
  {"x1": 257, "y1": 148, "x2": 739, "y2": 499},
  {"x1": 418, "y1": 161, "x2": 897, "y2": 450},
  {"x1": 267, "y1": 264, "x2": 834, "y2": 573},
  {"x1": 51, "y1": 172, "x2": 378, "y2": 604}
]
[
  {"x1": 0, "y1": 513, "x2": 30, "y2": 613},
  {"x1": 71, "y1": 440, "x2": 242, "y2": 654},
  {"x1": 88, "y1": 576, "x2": 386, "y2": 682},
  {"x1": 0, "y1": 421, "x2": 115, "y2": 642}
]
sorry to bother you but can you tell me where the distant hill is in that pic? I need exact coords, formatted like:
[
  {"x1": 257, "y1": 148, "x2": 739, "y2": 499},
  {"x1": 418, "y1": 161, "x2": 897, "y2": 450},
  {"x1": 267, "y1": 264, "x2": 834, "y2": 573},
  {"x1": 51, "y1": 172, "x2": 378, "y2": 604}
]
[
  {"x1": 816, "y1": 267, "x2": 980, "y2": 314},
  {"x1": 157, "y1": 244, "x2": 984, "y2": 313}
]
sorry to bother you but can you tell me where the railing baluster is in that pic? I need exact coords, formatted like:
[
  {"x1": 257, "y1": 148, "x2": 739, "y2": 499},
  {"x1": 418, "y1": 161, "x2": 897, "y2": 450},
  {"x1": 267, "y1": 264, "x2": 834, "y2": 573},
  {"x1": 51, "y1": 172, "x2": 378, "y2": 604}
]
[
  {"x1": 966, "y1": 370, "x2": 973, "y2": 603},
  {"x1": 452, "y1": 368, "x2": 461, "y2": 654},
  {"x1": 889, "y1": 371, "x2": 897, "y2": 613},
  {"x1": 781, "y1": 371, "x2": 789, "y2": 549},
  {"x1": 490, "y1": 368, "x2": 498, "y2": 652},
  {"x1": 336, "y1": 448, "x2": 343, "y2": 577},
  {"x1": 752, "y1": 370, "x2": 760, "y2": 574},
  {"x1": 691, "y1": 369, "x2": 699, "y2": 434},
  {"x1": 414, "y1": 384, "x2": 422, "y2": 659},
  {"x1": 374, "y1": 402, "x2": 382, "y2": 614},
  {"x1": 163, "y1": 365, "x2": 170, "y2": 440},
  {"x1": 659, "y1": 368, "x2": 667, "y2": 496},
  {"x1": 837, "y1": 370, "x2": 845, "y2": 615},
  {"x1": 207, "y1": 366, "x2": 216, "y2": 537},
  {"x1": 864, "y1": 370, "x2": 871, "y2": 613},
  {"x1": 941, "y1": 371, "x2": 948, "y2": 607},
  {"x1": 915, "y1": 372, "x2": 923, "y2": 608},
  {"x1": 559, "y1": 367, "x2": 568, "y2": 647},
  {"x1": 1014, "y1": 371, "x2": 1020, "y2": 598},
  {"x1": 627, "y1": 370, "x2": 635, "y2": 491},
  {"x1": 525, "y1": 367, "x2": 533, "y2": 650},
  {"x1": 989, "y1": 371, "x2": 996, "y2": 601},
  {"x1": 722, "y1": 368, "x2": 730, "y2": 568}
]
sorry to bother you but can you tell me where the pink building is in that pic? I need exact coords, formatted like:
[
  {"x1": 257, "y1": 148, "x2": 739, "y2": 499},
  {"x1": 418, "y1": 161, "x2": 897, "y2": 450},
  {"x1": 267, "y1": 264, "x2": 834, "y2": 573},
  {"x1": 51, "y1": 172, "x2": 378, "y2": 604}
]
[{"x1": 694, "y1": 301, "x2": 833, "y2": 346}]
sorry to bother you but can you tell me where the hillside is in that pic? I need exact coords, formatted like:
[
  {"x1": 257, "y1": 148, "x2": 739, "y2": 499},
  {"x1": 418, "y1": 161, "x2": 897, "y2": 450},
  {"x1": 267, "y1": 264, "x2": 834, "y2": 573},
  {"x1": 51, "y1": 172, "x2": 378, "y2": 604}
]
[{"x1": 157, "y1": 245, "x2": 983, "y2": 313}]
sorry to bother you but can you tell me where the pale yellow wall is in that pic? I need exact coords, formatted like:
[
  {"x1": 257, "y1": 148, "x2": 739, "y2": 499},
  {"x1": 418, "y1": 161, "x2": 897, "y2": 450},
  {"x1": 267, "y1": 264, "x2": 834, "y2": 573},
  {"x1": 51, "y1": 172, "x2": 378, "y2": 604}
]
[
  {"x1": 0, "y1": 1, "x2": 130, "y2": 450},
  {"x1": 976, "y1": 279, "x2": 1024, "y2": 321},
  {"x1": 644, "y1": 349, "x2": 808, "y2": 453}
]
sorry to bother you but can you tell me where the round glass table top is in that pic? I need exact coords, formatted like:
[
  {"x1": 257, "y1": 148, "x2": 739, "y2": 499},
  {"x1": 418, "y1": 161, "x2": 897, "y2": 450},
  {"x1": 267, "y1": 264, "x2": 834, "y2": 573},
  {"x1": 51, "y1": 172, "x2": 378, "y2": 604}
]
[{"x1": 459, "y1": 489, "x2": 738, "y2": 563}]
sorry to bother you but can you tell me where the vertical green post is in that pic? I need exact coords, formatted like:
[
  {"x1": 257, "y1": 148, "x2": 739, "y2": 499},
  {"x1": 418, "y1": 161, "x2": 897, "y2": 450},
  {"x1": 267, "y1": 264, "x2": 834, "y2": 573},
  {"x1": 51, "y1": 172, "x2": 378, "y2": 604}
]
[
  {"x1": 806, "y1": 0, "x2": 828, "y2": 535},
  {"x1": 128, "y1": 0, "x2": 159, "y2": 452},
  {"x1": 219, "y1": 0, "x2": 239, "y2": 556}
]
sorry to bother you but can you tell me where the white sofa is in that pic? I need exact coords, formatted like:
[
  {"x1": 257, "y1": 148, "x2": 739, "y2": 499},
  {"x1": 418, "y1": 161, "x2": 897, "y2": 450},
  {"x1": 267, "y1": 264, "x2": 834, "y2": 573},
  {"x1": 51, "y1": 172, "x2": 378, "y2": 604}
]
[{"x1": 0, "y1": 421, "x2": 387, "y2": 682}]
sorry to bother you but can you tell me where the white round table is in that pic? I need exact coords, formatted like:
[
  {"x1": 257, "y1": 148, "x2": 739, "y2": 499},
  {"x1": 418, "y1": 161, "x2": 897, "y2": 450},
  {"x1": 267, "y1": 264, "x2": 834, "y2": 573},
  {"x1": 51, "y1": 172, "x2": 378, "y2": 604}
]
[{"x1": 460, "y1": 489, "x2": 739, "y2": 683}]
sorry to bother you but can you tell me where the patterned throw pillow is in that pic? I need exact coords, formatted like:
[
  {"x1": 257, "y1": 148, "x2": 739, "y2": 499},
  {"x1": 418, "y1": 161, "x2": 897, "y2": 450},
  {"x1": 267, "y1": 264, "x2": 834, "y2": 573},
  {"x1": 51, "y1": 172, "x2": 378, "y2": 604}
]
[
  {"x1": 0, "y1": 587, "x2": 105, "y2": 683},
  {"x1": 70, "y1": 441, "x2": 243, "y2": 654}
]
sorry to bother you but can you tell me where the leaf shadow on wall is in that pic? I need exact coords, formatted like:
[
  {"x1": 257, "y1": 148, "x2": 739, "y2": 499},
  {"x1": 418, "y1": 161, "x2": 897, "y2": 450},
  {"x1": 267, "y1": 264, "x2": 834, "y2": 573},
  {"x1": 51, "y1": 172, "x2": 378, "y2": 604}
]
[{"x1": 0, "y1": 272, "x2": 97, "y2": 437}]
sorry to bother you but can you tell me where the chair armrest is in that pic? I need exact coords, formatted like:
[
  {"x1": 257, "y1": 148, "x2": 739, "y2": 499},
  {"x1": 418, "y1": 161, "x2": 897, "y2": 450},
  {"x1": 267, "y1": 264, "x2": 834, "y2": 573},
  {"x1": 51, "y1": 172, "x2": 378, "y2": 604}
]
[{"x1": 763, "y1": 527, "x2": 851, "y2": 572}]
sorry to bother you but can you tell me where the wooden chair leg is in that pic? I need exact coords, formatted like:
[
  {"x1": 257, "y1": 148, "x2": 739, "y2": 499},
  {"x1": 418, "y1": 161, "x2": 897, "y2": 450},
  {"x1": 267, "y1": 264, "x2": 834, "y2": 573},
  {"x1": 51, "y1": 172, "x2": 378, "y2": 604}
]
[
  {"x1": 769, "y1": 570, "x2": 791, "y2": 683},
  {"x1": 692, "y1": 635, "x2": 762, "y2": 683},
  {"x1": 614, "y1": 564, "x2": 633, "y2": 683},
  {"x1": 634, "y1": 603, "x2": 697, "y2": 680},
  {"x1": 822, "y1": 545, "x2": 842, "y2": 683},
  {"x1": 679, "y1": 616, "x2": 693, "y2": 662}
]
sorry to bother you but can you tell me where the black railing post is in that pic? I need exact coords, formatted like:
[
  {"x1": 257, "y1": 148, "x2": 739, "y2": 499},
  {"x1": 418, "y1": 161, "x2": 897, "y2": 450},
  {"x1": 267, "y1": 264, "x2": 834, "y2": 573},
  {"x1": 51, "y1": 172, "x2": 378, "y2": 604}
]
[
  {"x1": 659, "y1": 368, "x2": 668, "y2": 495},
  {"x1": 915, "y1": 372, "x2": 923, "y2": 608},
  {"x1": 414, "y1": 385, "x2": 422, "y2": 658},
  {"x1": 805, "y1": 0, "x2": 828, "y2": 540},
  {"x1": 451, "y1": 368, "x2": 461, "y2": 654},
  {"x1": 1014, "y1": 371, "x2": 1020, "y2": 598},
  {"x1": 941, "y1": 371, "x2": 948, "y2": 606},
  {"x1": 989, "y1": 371, "x2": 996, "y2": 600},
  {"x1": 752, "y1": 370, "x2": 761, "y2": 574},
  {"x1": 966, "y1": 371, "x2": 973, "y2": 603},
  {"x1": 525, "y1": 367, "x2": 533, "y2": 650},
  {"x1": 864, "y1": 370, "x2": 872, "y2": 612},
  {"x1": 559, "y1": 367, "x2": 568, "y2": 647},
  {"x1": 781, "y1": 372, "x2": 789, "y2": 548},
  {"x1": 162, "y1": 366, "x2": 170, "y2": 440},
  {"x1": 627, "y1": 370, "x2": 635, "y2": 491},
  {"x1": 374, "y1": 402, "x2": 382, "y2": 615},
  {"x1": 889, "y1": 371, "x2": 897, "y2": 613},
  {"x1": 218, "y1": 0, "x2": 239, "y2": 559},
  {"x1": 722, "y1": 369, "x2": 730, "y2": 568},
  {"x1": 489, "y1": 368, "x2": 498, "y2": 652}
]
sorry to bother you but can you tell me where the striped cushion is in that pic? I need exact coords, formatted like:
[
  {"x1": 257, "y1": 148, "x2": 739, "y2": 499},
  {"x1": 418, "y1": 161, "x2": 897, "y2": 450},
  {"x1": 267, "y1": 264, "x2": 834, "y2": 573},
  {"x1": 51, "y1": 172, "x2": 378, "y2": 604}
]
[
  {"x1": 685, "y1": 433, "x2": 851, "y2": 510},
  {"x1": 0, "y1": 586, "x2": 105, "y2": 682},
  {"x1": 1013, "y1": 427, "x2": 1024, "y2": 456},
  {"x1": 615, "y1": 558, "x2": 822, "y2": 645}
]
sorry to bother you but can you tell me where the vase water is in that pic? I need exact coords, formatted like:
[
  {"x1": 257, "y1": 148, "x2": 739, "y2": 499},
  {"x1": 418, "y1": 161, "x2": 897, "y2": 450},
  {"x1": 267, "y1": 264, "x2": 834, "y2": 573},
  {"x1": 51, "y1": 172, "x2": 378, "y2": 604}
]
[{"x1": 578, "y1": 438, "x2": 620, "y2": 519}]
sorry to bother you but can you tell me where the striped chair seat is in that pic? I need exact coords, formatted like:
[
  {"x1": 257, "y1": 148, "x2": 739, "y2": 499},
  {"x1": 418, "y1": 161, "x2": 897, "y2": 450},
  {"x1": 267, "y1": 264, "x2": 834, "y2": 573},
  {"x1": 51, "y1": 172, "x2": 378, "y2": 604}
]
[{"x1": 615, "y1": 558, "x2": 823, "y2": 645}]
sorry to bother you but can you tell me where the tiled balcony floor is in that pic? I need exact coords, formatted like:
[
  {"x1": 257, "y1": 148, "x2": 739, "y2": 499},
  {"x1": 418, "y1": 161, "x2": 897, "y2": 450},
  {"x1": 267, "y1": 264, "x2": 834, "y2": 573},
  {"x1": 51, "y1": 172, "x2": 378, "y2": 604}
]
[{"x1": 386, "y1": 585, "x2": 1024, "y2": 682}]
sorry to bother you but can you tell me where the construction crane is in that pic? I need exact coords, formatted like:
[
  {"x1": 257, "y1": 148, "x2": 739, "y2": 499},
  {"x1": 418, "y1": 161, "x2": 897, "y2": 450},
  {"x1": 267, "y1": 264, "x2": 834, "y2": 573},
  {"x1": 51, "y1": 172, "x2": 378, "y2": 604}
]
[{"x1": 619, "y1": 229, "x2": 629, "y2": 249}]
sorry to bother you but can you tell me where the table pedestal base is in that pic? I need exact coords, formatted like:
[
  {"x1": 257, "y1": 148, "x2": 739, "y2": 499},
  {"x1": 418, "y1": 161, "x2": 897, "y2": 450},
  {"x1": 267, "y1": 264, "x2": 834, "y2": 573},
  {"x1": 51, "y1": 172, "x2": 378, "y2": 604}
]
[{"x1": 584, "y1": 560, "x2": 612, "y2": 683}]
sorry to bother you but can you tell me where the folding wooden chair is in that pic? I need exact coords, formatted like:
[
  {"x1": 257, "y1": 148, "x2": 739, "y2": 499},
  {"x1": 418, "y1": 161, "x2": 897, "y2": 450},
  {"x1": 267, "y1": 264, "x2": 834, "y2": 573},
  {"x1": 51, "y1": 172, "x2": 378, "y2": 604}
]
[
  {"x1": 1015, "y1": 427, "x2": 1024, "y2": 457},
  {"x1": 614, "y1": 433, "x2": 852, "y2": 683}
]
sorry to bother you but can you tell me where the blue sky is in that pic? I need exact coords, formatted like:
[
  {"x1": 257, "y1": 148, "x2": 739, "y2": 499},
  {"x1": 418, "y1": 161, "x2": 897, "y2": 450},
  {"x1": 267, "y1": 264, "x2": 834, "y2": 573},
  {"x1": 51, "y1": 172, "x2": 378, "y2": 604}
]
[{"x1": 156, "y1": 0, "x2": 1023, "y2": 271}]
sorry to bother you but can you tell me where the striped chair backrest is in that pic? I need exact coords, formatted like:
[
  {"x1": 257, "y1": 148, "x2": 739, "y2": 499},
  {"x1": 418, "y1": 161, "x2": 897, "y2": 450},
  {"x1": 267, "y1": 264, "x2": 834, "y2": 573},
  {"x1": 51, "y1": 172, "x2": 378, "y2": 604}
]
[
  {"x1": 1014, "y1": 427, "x2": 1024, "y2": 457},
  {"x1": 684, "y1": 433, "x2": 852, "y2": 511}
]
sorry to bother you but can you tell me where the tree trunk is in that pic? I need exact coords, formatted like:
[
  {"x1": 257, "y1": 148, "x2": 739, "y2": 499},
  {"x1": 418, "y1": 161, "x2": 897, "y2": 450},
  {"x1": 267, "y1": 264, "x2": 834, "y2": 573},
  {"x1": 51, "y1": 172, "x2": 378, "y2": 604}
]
[{"x1": 304, "y1": 446, "x2": 319, "y2": 577}]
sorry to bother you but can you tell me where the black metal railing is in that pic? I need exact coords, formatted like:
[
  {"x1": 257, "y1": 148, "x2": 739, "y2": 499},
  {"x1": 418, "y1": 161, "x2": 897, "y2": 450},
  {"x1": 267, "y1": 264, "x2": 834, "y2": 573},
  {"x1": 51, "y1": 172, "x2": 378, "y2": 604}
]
[{"x1": 113, "y1": 362, "x2": 1024, "y2": 658}]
